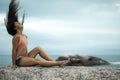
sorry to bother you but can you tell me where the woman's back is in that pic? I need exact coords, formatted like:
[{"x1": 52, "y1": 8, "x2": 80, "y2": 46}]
[{"x1": 13, "y1": 34, "x2": 28, "y2": 59}]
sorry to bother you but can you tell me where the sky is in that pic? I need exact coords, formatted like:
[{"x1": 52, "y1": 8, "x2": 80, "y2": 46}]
[{"x1": 0, "y1": 0, "x2": 120, "y2": 56}]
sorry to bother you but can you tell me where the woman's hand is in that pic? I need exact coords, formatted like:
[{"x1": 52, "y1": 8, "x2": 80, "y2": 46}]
[{"x1": 12, "y1": 65, "x2": 17, "y2": 69}]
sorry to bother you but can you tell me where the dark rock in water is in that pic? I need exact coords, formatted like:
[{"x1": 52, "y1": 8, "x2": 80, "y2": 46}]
[{"x1": 56, "y1": 55, "x2": 109, "y2": 66}]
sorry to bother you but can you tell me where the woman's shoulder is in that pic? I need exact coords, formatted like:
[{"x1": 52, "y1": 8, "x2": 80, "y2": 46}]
[
  {"x1": 12, "y1": 34, "x2": 21, "y2": 43},
  {"x1": 23, "y1": 34, "x2": 27, "y2": 38},
  {"x1": 12, "y1": 34, "x2": 27, "y2": 41},
  {"x1": 13, "y1": 34, "x2": 20, "y2": 39}
]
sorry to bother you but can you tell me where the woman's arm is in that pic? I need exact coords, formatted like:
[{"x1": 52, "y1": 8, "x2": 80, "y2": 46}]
[{"x1": 12, "y1": 36, "x2": 20, "y2": 69}]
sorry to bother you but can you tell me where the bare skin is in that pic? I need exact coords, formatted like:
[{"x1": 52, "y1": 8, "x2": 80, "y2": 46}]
[{"x1": 12, "y1": 22, "x2": 68, "y2": 69}]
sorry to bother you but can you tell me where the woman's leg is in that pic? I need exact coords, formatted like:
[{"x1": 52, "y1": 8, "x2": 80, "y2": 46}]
[
  {"x1": 20, "y1": 57, "x2": 68, "y2": 67},
  {"x1": 28, "y1": 46, "x2": 53, "y2": 61},
  {"x1": 20, "y1": 57, "x2": 39, "y2": 66}
]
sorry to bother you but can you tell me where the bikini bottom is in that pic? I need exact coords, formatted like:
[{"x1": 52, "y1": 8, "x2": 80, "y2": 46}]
[{"x1": 16, "y1": 57, "x2": 22, "y2": 66}]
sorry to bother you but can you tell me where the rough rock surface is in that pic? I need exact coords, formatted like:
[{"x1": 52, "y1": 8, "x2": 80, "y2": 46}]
[
  {"x1": 56, "y1": 55, "x2": 109, "y2": 66},
  {"x1": 0, "y1": 66, "x2": 120, "y2": 80}
]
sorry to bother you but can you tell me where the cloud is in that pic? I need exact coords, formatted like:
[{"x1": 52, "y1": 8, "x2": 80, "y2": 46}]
[
  {"x1": 0, "y1": 0, "x2": 120, "y2": 55},
  {"x1": 0, "y1": 0, "x2": 9, "y2": 12},
  {"x1": 0, "y1": 13, "x2": 5, "y2": 24},
  {"x1": 115, "y1": 3, "x2": 120, "y2": 7},
  {"x1": 23, "y1": 17, "x2": 120, "y2": 55},
  {"x1": 115, "y1": 2, "x2": 120, "y2": 13},
  {"x1": 24, "y1": 17, "x2": 120, "y2": 37}
]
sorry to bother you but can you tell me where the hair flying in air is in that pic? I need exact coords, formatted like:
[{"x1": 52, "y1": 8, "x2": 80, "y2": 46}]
[{"x1": 4, "y1": 0, "x2": 25, "y2": 36}]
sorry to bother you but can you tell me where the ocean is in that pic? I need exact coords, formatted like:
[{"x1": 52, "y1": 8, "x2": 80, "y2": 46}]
[{"x1": 0, "y1": 54, "x2": 120, "y2": 67}]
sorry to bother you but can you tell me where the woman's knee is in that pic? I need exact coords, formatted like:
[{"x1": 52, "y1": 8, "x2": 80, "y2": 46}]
[{"x1": 34, "y1": 46, "x2": 42, "y2": 51}]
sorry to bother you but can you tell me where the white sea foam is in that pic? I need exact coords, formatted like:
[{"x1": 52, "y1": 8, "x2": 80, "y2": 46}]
[
  {"x1": 110, "y1": 62, "x2": 120, "y2": 64},
  {"x1": 62, "y1": 53, "x2": 90, "y2": 60}
]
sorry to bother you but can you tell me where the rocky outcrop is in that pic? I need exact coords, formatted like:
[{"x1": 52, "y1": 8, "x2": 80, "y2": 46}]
[
  {"x1": 56, "y1": 55, "x2": 109, "y2": 66},
  {"x1": 0, "y1": 66, "x2": 120, "y2": 80}
]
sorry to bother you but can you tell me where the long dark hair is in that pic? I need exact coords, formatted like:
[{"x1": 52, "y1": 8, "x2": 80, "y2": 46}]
[{"x1": 4, "y1": 0, "x2": 25, "y2": 36}]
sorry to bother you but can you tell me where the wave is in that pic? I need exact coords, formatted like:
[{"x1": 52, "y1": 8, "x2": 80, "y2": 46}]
[{"x1": 110, "y1": 62, "x2": 120, "y2": 65}]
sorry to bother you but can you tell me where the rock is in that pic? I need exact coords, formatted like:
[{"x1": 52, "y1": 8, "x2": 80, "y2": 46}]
[
  {"x1": 56, "y1": 55, "x2": 109, "y2": 66},
  {"x1": 0, "y1": 66, "x2": 120, "y2": 80}
]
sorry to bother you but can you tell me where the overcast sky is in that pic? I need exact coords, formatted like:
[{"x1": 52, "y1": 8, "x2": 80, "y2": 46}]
[{"x1": 0, "y1": 0, "x2": 120, "y2": 55}]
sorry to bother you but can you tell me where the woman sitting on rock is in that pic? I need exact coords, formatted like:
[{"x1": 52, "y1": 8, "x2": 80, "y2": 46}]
[{"x1": 4, "y1": 0, "x2": 68, "y2": 69}]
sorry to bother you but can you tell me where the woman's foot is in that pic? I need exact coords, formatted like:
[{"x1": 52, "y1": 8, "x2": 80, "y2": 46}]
[{"x1": 57, "y1": 60, "x2": 69, "y2": 67}]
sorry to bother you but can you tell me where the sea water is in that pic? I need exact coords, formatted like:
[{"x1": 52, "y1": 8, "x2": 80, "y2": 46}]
[{"x1": 0, "y1": 54, "x2": 120, "y2": 67}]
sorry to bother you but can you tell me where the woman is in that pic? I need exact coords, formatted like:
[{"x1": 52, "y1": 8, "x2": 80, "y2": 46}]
[{"x1": 5, "y1": 0, "x2": 68, "y2": 69}]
